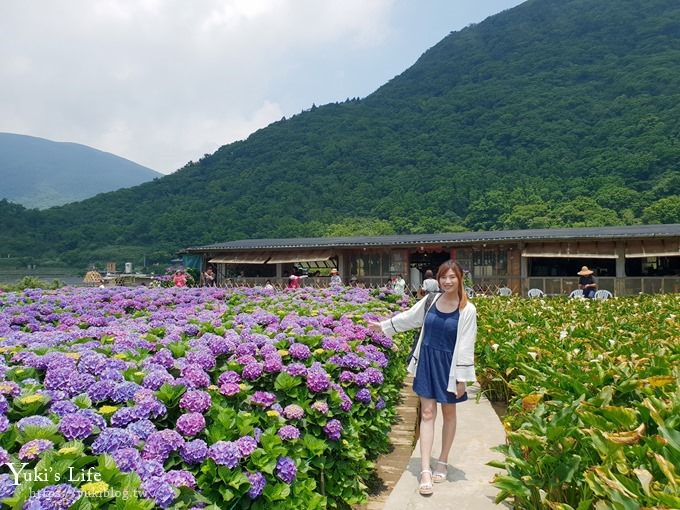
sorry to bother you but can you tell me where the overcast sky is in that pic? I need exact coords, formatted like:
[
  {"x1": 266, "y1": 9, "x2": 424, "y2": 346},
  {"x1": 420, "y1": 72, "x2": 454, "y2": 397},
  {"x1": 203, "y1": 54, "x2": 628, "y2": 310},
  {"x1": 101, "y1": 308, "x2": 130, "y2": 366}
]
[{"x1": 1, "y1": 0, "x2": 525, "y2": 174}]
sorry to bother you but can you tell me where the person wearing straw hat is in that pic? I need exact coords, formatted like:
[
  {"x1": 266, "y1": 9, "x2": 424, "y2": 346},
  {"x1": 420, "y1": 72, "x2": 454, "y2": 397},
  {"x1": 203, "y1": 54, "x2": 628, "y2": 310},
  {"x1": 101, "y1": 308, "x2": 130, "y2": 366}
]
[
  {"x1": 577, "y1": 266, "x2": 598, "y2": 298},
  {"x1": 329, "y1": 268, "x2": 343, "y2": 287}
]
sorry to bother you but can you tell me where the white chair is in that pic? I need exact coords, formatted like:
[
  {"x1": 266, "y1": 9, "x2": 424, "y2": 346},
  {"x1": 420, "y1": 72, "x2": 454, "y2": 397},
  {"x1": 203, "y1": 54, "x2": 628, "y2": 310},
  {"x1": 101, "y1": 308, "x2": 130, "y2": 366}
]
[
  {"x1": 594, "y1": 289, "x2": 613, "y2": 300},
  {"x1": 569, "y1": 289, "x2": 584, "y2": 299},
  {"x1": 497, "y1": 287, "x2": 512, "y2": 296},
  {"x1": 527, "y1": 288, "x2": 544, "y2": 298},
  {"x1": 465, "y1": 286, "x2": 475, "y2": 298}
]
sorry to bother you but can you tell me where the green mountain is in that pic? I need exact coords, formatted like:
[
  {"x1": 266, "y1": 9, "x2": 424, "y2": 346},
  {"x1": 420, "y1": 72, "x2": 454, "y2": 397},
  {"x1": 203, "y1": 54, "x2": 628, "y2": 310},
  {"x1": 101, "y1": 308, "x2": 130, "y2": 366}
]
[
  {"x1": 2, "y1": 0, "x2": 680, "y2": 269},
  {"x1": 0, "y1": 133, "x2": 162, "y2": 209}
]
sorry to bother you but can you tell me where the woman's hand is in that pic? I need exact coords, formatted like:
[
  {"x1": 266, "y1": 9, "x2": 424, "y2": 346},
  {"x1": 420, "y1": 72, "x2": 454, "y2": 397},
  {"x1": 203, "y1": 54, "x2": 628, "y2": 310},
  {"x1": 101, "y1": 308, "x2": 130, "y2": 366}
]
[
  {"x1": 367, "y1": 321, "x2": 383, "y2": 334},
  {"x1": 456, "y1": 381, "x2": 466, "y2": 398}
]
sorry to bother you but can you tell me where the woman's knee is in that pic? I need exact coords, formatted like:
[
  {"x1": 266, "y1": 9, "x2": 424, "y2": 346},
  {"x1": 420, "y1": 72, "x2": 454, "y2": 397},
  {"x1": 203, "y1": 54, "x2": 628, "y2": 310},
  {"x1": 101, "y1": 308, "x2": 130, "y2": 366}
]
[{"x1": 420, "y1": 404, "x2": 437, "y2": 422}]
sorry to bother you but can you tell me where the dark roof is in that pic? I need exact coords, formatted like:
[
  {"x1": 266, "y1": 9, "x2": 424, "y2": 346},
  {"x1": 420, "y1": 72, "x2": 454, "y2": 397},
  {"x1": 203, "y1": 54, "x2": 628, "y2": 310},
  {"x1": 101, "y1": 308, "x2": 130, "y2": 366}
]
[{"x1": 184, "y1": 224, "x2": 680, "y2": 253}]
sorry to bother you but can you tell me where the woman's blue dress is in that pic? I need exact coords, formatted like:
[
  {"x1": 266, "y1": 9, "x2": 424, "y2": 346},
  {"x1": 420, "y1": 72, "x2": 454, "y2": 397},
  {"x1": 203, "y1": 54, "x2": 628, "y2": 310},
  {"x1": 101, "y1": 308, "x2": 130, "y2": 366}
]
[{"x1": 413, "y1": 304, "x2": 468, "y2": 404}]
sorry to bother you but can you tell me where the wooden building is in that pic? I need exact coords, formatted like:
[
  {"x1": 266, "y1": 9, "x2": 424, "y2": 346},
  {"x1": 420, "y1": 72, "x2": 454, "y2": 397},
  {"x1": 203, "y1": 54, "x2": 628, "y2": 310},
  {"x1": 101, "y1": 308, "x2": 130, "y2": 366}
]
[{"x1": 182, "y1": 224, "x2": 680, "y2": 296}]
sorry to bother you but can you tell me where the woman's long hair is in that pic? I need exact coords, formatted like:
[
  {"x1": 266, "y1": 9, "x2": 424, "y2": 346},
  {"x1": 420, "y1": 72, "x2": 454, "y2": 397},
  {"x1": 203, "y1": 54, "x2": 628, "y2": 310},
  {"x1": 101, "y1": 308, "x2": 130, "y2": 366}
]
[{"x1": 436, "y1": 260, "x2": 469, "y2": 308}]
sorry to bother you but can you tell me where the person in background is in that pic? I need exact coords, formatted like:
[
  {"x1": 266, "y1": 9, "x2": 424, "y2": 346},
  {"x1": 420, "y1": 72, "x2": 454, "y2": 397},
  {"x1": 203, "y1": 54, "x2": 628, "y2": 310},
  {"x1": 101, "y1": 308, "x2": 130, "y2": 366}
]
[
  {"x1": 287, "y1": 270, "x2": 308, "y2": 289},
  {"x1": 392, "y1": 273, "x2": 406, "y2": 295},
  {"x1": 329, "y1": 268, "x2": 343, "y2": 287},
  {"x1": 368, "y1": 260, "x2": 477, "y2": 496},
  {"x1": 577, "y1": 266, "x2": 597, "y2": 298},
  {"x1": 264, "y1": 279, "x2": 274, "y2": 290},
  {"x1": 173, "y1": 270, "x2": 187, "y2": 287},
  {"x1": 418, "y1": 269, "x2": 439, "y2": 298},
  {"x1": 202, "y1": 267, "x2": 216, "y2": 287}
]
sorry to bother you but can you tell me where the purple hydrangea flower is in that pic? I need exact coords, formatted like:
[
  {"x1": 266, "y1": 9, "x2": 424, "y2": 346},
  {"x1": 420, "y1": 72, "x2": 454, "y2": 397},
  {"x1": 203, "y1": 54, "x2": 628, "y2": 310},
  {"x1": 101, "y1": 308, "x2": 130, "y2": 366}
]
[
  {"x1": 59, "y1": 412, "x2": 95, "y2": 441},
  {"x1": 355, "y1": 388, "x2": 372, "y2": 404},
  {"x1": 376, "y1": 397, "x2": 386, "y2": 410},
  {"x1": 323, "y1": 419, "x2": 343, "y2": 441},
  {"x1": 0, "y1": 415, "x2": 8, "y2": 433},
  {"x1": 179, "y1": 390, "x2": 211, "y2": 414},
  {"x1": 242, "y1": 362, "x2": 264, "y2": 381},
  {"x1": 141, "y1": 476, "x2": 176, "y2": 508},
  {"x1": 142, "y1": 429, "x2": 185, "y2": 461},
  {"x1": 17, "y1": 415, "x2": 54, "y2": 432},
  {"x1": 142, "y1": 370, "x2": 175, "y2": 390},
  {"x1": 246, "y1": 471, "x2": 267, "y2": 499},
  {"x1": 217, "y1": 370, "x2": 241, "y2": 385},
  {"x1": 137, "y1": 460, "x2": 165, "y2": 480},
  {"x1": 0, "y1": 394, "x2": 8, "y2": 415},
  {"x1": 288, "y1": 343, "x2": 311, "y2": 360},
  {"x1": 185, "y1": 349, "x2": 216, "y2": 371},
  {"x1": 312, "y1": 401, "x2": 329, "y2": 414},
  {"x1": 218, "y1": 382, "x2": 241, "y2": 396},
  {"x1": 275, "y1": 456, "x2": 297, "y2": 484},
  {"x1": 306, "y1": 367, "x2": 331, "y2": 393},
  {"x1": 176, "y1": 412, "x2": 206, "y2": 437},
  {"x1": 208, "y1": 440, "x2": 240, "y2": 468},
  {"x1": 91, "y1": 427, "x2": 137, "y2": 454},
  {"x1": 165, "y1": 469, "x2": 196, "y2": 489},
  {"x1": 179, "y1": 439, "x2": 208, "y2": 465},
  {"x1": 263, "y1": 356, "x2": 283, "y2": 373},
  {"x1": 249, "y1": 391, "x2": 277, "y2": 408},
  {"x1": 277, "y1": 425, "x2": 300, "y2": 441},
  {"x1": 339, "y1": 370, "x2": 354, "y2": 384},
  {"x1": 78, "y1": 409, "x2": 107, "y2": 430},
  {"x1": 180, "y1": 365, "x2": 210, "y2": 388},
  {"x1": 0, "y1": 381, "x2": 20, "y2": 397},
  {"x1": 285, "y1": 362, "x2": 308, "y2": 377},
  {"x1": 100, "y1": 368, "x2": 125, "y2": 382},
  {"x1": 19, "y1": 439, "x2": 54, "y2": 461},
  {"x1": 112, "y1": 382, "x2": 142, "y2": 403},
  {"x1": 111, "y1": 447, "x2": 142, "y2": 472},
  {"x1": 0, "y1": 447, "x2": 9, "y2": 465},
  {"x1": 151, "y1": 349, "x2": 175, "y2": 369},
  {"x1": 0, "y1": 474, "x2": 16, "y2": 498},
  {"x1": 22, "y1": 483, "x2": 80, "y2": 510},
  {"x1": 111, "y1": 406, "x2": 143, "y2": 427},
  {"x1": 127, "y1": 419, "x2": 157, "y2": 441},
  {"x1": 283, "y1": 404, "x2": 304, "y2": 420},
  {"x1": 235, "y1": 435, "x2": 258, "y2": 457},
  {"x1": 50, "y1": 400, "x2": 79, "y2": 417}
]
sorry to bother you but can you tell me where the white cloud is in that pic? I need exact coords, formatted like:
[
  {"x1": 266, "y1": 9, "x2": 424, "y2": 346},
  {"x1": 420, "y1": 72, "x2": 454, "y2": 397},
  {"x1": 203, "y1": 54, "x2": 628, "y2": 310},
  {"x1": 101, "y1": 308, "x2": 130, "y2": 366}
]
[{"x1": 0, "y1": 0, "x2": 525, "y2": 173}]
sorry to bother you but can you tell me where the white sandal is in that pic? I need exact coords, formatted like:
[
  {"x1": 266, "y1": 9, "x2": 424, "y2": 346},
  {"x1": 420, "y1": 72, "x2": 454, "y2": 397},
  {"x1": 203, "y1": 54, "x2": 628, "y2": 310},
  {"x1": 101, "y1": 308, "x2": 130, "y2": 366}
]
[
  {"x1": 432, "y1": 461, "x2": 448, "y2": 483},
  {"x1": 419, "y1": 469, "x2": 434, "y2": 495}
]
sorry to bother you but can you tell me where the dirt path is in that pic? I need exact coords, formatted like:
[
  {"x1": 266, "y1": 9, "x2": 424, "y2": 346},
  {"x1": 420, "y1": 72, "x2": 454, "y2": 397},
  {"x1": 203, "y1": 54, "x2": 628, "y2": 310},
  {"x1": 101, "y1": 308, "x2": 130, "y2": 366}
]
[{"x1": 355, "y1": 377, "x2": 419, "y2": 510}]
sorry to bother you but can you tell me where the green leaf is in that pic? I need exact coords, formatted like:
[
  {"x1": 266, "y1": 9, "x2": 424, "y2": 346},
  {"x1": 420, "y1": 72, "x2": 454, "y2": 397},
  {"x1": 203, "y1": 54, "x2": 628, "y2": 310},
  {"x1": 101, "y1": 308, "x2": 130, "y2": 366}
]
[
  {"x1": 274, "y1": 372, "x2": 302, "y2": 392},
  {"x1": 492, "y1": 475, "x2": 531, "y2": 498}
]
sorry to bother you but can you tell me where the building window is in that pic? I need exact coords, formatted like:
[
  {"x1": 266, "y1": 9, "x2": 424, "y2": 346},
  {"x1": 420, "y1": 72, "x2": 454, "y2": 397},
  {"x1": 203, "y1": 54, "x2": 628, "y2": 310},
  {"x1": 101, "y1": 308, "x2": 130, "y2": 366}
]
[{"x1": 349, "y1": 253, "x2": 390, "y2": 278}]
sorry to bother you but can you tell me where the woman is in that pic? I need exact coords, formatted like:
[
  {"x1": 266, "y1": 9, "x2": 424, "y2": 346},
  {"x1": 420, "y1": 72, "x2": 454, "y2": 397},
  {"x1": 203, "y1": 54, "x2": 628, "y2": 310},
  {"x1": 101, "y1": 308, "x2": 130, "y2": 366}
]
[{"x1": 368, "y1": 260, "x2": 477, "y2": 496}]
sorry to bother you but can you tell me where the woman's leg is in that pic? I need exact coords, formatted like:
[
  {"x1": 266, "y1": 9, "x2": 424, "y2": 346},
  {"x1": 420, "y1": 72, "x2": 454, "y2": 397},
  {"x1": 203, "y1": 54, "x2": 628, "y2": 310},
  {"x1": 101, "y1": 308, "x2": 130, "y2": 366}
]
[
  {"x1": 433, "y1": 403, "x2": 457, "y2": 479},
  {"x1": 419, "y1": 397, "x2": 437, "y2": 473}
]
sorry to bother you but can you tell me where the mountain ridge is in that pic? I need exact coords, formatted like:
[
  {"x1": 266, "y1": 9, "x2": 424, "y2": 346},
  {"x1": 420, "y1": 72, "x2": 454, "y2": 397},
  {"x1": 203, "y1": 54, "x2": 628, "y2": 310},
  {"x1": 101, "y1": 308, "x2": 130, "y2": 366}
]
[
  {"x1": 1, "y1": 0, "x2": 679, "y2": 268},
  {"x1": 0, "y1": 132, "x2": 162, "y2": 209}
]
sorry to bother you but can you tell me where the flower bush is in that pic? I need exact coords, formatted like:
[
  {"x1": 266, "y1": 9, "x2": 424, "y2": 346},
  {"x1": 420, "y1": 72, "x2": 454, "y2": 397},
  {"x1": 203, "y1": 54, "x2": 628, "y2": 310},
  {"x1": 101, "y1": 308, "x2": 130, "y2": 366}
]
[
  {"x1": 0, "y1": 285, "x2": 409, "y2": 509},
  {"x1": 474, "y1": 294, "x2": 680, "y2": 510}
]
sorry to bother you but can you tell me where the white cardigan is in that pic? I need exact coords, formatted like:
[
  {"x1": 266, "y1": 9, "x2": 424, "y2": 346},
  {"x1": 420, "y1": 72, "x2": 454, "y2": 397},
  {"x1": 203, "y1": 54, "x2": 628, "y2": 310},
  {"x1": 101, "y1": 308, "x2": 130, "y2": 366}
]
[{"x1": 379, "y1": 293, "x2": 477, "y2": 393}]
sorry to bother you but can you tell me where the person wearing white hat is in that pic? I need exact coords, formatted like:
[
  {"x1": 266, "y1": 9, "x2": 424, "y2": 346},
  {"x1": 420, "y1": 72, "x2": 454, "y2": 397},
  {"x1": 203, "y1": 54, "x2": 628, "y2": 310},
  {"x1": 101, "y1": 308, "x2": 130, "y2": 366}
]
[{"x1": 577, "y1": 266, "x2": 598, "y2": 298}]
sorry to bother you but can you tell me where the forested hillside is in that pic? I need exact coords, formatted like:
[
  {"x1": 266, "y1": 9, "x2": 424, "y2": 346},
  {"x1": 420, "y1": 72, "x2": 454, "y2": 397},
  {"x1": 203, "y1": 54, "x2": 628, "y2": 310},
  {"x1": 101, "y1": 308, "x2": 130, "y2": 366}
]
[
  {"x1": 2, "y1": 0, "x2": 680, "y2": 269},
  {"x1": 0, "y1": 133, "x2": 162, "y2": 209}
]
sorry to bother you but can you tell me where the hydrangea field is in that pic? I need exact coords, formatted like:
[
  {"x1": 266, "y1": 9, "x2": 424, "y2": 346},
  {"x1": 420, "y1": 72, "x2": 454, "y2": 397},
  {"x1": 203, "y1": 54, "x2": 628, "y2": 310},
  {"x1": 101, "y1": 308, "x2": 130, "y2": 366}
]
[{"x1": 0, "y1": 286, "x2": 410, "y2": 509}]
